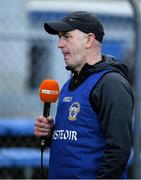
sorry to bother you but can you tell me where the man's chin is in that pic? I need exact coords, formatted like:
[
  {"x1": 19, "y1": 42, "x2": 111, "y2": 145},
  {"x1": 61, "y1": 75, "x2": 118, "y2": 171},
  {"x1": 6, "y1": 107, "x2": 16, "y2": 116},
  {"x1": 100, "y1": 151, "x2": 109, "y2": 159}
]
[
  {"x1": 65, "y1": 66, "x2": 76, "y2": 74},
  {"x1": 65, "y1": 66, "x2": 72, "y2": 71}
]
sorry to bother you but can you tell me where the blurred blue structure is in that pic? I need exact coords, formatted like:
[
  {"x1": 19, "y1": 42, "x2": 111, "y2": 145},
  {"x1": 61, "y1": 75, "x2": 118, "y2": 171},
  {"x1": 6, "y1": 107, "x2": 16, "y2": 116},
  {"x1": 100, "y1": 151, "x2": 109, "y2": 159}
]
[
  {"x1": 0, "y1": 118, "x2": 34, "y2": 136},
  {"x1": 102, "y1": 40, "x2": 126, "y2": 61},
  {"x1": 0, "y1": 117, "x2": 49, "y2": 178},
  {"x1": 0, "y1": 148, "x2": 49, "y2": 167}
]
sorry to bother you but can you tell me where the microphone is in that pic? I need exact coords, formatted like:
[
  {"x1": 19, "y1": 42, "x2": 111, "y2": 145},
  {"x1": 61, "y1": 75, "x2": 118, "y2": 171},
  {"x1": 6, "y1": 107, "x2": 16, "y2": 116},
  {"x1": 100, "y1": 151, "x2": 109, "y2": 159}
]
[
  {"x1": 39, "y1": 79, "x2": 59, "y2": 145},
  {"x1": 39, "y1": 79, "x2": 59, "y2": 118},
  {"x1": 39, "y1": 79, "x2": 59, "y2": 178}
]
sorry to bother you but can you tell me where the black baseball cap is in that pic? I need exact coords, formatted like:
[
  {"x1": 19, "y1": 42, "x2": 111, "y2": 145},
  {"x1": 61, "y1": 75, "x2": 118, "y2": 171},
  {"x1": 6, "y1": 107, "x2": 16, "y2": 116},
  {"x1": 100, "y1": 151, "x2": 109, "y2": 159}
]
[{"x1": 44, "y1": 11, "x2": 105, "y2": 43}]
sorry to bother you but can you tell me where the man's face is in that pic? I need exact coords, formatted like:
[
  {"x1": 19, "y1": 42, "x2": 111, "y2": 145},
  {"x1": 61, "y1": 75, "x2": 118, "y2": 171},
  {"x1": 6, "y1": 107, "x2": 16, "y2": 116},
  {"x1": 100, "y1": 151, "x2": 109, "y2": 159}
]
[{"x1": 58, "y1": 30, "x2": 87, "y2": 73}]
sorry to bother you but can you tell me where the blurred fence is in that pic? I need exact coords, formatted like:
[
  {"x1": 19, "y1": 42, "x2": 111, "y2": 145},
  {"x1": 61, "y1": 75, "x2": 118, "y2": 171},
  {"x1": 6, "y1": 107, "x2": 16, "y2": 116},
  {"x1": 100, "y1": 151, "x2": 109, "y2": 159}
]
[{"x1": 0, "y1": 0, "x2": 135, "y2": 179}]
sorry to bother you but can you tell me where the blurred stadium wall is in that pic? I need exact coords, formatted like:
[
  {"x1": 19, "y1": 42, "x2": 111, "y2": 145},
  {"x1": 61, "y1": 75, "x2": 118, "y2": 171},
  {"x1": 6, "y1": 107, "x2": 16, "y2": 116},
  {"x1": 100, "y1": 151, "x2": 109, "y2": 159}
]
[{"x1": 0, "y1": 0, "x2": 136, "y2": 179}]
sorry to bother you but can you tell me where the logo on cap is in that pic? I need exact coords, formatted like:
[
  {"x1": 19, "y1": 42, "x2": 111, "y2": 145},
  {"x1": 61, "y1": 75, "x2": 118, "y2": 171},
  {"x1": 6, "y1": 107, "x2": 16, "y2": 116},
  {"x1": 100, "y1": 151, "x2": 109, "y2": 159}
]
[{"x1": 69, "y1": 18, "x2": 76, "y2": 22}]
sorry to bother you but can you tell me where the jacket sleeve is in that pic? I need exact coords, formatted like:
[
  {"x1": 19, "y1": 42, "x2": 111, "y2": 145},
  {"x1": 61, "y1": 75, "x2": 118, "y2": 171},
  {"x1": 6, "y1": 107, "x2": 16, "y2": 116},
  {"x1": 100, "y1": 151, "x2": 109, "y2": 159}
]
[{"x1": 90, "y1": 72, "x2": 134, "y2": 179}]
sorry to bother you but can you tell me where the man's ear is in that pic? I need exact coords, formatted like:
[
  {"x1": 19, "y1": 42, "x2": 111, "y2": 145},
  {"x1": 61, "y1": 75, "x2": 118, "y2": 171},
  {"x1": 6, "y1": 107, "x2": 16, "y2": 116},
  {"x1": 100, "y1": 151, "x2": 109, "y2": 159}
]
[{"x1": 86, "y1": 33, "x2": 96, "y2": 48}]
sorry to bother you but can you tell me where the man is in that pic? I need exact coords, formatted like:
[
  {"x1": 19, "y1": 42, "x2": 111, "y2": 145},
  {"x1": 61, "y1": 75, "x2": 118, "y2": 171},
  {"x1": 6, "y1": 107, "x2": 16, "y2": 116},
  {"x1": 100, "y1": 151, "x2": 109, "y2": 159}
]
[{"x1": 34, "y1": 11, "x2": 134, "y2": 179}]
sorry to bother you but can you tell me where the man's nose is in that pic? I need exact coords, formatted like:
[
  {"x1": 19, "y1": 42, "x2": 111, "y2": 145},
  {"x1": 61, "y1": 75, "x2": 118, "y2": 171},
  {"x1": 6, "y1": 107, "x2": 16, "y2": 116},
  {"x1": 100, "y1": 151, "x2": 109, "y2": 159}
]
[{"x1": 57, "y1": 38, "x2": 65, "y2": 48}]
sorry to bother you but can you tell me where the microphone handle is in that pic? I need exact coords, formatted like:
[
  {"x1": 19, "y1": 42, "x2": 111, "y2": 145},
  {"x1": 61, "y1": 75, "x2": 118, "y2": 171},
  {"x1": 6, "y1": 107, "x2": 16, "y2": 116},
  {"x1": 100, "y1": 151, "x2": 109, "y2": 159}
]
[
  {"x1": 41, "y1": 102, "x2": 50, "y2": 179},
  {"x1": 43, "y1": 102, "x2": 50, "y2": 118},
  {"x1": 41, "y1": 102, "x2": 51, "y2": 147}
]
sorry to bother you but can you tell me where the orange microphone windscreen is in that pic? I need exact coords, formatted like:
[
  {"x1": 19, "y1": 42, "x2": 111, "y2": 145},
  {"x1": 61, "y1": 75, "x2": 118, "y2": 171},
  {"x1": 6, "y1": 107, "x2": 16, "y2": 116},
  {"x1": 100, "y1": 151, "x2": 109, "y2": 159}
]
[{"x1": 39, "y1": 79, "x2": 59, "y2": 103}]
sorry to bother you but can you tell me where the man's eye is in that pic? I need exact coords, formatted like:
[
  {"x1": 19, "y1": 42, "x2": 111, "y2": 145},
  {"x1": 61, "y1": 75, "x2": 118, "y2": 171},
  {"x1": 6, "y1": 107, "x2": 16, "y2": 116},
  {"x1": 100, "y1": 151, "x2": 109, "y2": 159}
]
[
  {"x1": 58, "y1": 34, "x2": 71, "y2": 39},
  {"x1": 64, "y1": 35, "x2": 70, "y2": 38}
]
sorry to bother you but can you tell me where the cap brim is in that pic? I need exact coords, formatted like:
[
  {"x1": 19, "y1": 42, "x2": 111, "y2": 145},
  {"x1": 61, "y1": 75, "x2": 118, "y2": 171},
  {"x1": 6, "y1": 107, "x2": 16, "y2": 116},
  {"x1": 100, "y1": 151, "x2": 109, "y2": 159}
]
[{"x1": 44, "y1": 21, "x2": 74, "y2": 35}]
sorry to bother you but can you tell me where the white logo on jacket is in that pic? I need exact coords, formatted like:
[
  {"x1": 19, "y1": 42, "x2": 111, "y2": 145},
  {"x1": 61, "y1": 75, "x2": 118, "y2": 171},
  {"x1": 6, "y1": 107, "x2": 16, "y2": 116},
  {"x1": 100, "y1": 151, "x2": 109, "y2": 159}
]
[
  {"x1": 53, "y1": 130, "x2": 77, "y2": 141},
  {"x1": 63, "y1": 96, "x2": 72, "y2": 102}
]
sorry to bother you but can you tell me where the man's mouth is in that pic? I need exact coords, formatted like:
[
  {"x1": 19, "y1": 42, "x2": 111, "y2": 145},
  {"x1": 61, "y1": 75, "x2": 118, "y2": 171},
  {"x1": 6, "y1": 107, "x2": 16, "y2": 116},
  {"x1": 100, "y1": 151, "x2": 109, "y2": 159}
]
[{"x1": 63, "y1": 52, "x2": 70, "y2": 59}]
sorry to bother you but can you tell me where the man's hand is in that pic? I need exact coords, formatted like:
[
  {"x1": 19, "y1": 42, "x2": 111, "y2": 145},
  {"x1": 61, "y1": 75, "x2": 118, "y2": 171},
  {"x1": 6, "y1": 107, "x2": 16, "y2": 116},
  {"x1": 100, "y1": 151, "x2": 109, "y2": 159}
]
[{"x1": 34, "y1": 115, "x2": 54, "y2": 137}]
